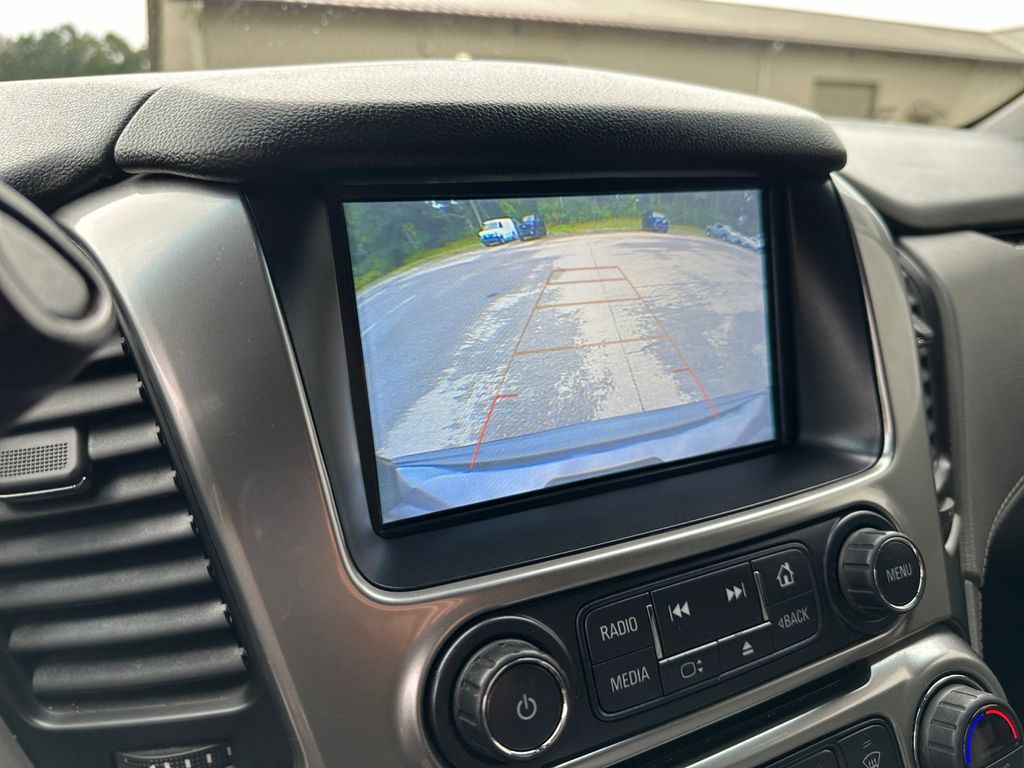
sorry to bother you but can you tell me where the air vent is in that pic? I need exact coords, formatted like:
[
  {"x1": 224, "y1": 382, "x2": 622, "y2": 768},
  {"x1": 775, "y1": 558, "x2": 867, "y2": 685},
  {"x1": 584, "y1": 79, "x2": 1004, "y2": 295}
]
[
  {"x1": 0, "y1": 338, "x2": 248, "y2": 712},
  {"x1": 900, "y1": 260, "x2": 955, "y2": 539}
]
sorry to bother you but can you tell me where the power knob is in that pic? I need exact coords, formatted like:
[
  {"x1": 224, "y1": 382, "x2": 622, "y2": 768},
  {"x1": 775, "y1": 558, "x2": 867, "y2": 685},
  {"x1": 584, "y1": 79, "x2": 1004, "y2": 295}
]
[
  {"x1": 453, "y1": 639, "x2": 569, "y2": 761},
  {"x1": 838, "y1": 527, "x2": 924, "y2": 617},
  {"x1": 918, "y1": 683, "x2": 1022, "y2": 768}
]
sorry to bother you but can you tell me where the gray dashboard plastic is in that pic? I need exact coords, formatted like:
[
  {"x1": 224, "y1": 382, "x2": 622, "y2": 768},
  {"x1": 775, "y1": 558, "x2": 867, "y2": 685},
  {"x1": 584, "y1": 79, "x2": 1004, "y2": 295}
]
[
  {"x1": 54, "y1": 174, "x2": 952, "y2": 767},
  {"x1": 0, "y1": 63, "x2": 845, "y2": 213},
  {"x1": 0, "y1": 719, "x2": 31, "y2": 768},
  {"x1": 112, "y1": 62, "x2": 845, "y2": 181},
  {"x1": 835, "y1": 119, "x2": 1024, "y2": 232},
  {"x1": 899, "y1": 232, "x2": 1024, "y2": 599},
  {"x1": 0, "y1": 73, "x2": 190, "y2": 211}
]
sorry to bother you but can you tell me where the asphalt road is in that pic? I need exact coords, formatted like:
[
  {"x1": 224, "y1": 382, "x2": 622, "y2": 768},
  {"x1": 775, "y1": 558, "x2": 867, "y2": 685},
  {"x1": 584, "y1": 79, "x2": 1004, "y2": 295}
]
[{"x1": 355, "y1": 231, "x2": 771, "y2": 462}]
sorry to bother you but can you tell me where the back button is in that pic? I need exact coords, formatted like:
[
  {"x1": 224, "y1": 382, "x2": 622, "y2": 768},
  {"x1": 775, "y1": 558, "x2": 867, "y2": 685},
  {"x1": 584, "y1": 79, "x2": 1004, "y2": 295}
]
[{"x1": 767, "y1": 592, "x2": 820, "y2": 649}]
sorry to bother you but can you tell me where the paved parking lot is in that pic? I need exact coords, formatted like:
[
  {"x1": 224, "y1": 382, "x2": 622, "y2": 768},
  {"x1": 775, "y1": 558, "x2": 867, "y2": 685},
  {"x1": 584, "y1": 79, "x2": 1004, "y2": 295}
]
[{"x1": 356, "y1": 231, "x2": 772, "y2": 464}]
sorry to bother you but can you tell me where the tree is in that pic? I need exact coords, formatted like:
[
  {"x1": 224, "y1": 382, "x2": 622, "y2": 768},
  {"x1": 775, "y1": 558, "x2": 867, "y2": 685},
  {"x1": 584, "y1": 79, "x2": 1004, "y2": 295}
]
[{"x1": 0, "y1": 24, "x2": 148, "y2": 81}]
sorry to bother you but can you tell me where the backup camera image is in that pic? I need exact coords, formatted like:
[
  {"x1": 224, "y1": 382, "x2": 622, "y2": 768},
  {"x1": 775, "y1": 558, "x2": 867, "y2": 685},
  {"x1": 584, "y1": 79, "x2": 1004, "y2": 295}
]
[{"x1": 345, "y1": 190, "x2": 776, "y2": 523}]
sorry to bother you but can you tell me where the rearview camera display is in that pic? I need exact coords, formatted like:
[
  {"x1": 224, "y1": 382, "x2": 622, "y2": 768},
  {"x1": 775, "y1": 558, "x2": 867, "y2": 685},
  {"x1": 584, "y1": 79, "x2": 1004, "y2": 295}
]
[{"x1": 344, "y1": 190, "x2": 776, "y2": 524}]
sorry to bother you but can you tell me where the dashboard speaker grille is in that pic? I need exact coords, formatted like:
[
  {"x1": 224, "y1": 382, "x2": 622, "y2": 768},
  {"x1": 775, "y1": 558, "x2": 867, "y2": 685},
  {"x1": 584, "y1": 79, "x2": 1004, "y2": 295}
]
[
  {"x1": 0, "y1": 442, "x2": 69, "y2": 478},
  {"x1": 0, "y1": 338, "x2": 249, "y2": 711}
]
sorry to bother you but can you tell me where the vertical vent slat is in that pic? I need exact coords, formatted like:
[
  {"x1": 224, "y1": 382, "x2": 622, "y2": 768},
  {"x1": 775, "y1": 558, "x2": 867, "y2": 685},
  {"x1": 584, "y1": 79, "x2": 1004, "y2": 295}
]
[
  {"x1": 900, "y1": 261, "x2": 956, "y2": 538},
  {"x1": 32, "y1": 645, "x2": 247, "y2": 699},
  {"x1": 0, "y1": 336, "x2": 249, "y2": 710},
  {"x1": 9, "y1": 599, "x2": 231, "y2": 655}
]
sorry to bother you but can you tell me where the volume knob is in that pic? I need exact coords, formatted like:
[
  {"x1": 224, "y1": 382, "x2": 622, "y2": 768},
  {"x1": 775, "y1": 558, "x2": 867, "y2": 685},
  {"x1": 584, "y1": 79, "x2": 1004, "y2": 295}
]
[
  {"x1": 453, "y1": 639, "x2": 569, "y2": 761},
  {"x1": 838, "y1": 528, "x2": 924, "y2": 616}
]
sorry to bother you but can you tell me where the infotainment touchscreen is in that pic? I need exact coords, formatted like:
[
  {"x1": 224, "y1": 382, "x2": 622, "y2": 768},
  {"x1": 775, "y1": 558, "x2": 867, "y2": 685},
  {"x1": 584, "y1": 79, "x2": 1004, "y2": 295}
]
[{"x1": 343, "y1": 190, "x2": 777, "y2": 525}]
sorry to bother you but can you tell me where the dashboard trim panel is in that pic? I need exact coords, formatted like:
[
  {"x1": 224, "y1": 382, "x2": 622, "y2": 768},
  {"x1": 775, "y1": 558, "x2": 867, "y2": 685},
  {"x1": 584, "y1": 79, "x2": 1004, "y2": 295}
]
[
  {"x1": 54, "y1": 173, "x2": 950, "y2": 767},
  {"x1": 263, "y1": 178, "x2": 883, "y2": 588}
]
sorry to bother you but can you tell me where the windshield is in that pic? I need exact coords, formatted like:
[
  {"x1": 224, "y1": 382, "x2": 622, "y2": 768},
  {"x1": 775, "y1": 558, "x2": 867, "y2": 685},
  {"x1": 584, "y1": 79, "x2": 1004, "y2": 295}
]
[{"x1": 3, "y1": 0, "x2": 1024, "y2": 126}]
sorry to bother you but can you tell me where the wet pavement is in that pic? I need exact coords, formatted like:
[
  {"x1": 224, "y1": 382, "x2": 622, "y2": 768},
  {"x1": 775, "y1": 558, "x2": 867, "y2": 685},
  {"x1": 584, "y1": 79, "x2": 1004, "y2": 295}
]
[{"x1": 355, "y1": 231, "x2": 772, "y2": 462}]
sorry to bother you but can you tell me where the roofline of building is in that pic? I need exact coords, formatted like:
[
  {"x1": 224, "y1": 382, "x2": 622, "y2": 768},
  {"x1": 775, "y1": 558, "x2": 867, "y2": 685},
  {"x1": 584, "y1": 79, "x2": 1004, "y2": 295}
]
[{"x1": 195, "y1": 0, "x2": 1024, "y2": 65}]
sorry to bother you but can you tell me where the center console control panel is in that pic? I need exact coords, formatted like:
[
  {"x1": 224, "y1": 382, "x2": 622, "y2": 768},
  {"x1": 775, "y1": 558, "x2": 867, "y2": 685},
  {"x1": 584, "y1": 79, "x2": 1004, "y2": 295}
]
[
  {"x1": 428, "y1": 510, "x2": 926, "y2": 767},
  {"x1": 584, "y1": 545, "x2": 820, "y2": 716}
]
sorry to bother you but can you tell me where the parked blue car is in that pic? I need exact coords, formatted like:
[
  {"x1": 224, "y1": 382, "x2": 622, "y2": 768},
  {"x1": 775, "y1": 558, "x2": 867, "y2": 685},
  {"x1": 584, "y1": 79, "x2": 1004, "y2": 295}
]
[
  {"x1": 518, "y1": 214, "x2": 547, "y2": 239},
  {"x1": 641, "y1": 211, "x2": 670, "y2": 232}
]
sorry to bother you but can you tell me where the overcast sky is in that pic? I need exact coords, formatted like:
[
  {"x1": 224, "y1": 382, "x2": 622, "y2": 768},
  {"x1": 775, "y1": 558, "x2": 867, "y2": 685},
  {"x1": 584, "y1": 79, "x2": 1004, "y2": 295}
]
[{"x1": 2, "y1": 0, "x2": 1024, "y2": 49}]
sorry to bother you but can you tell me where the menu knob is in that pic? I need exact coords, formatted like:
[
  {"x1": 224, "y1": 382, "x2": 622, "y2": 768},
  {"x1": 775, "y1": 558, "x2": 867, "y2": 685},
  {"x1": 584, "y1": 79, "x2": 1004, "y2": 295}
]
[{"x1": 838, "y1": 528, "x2": 924, "y2": 616}]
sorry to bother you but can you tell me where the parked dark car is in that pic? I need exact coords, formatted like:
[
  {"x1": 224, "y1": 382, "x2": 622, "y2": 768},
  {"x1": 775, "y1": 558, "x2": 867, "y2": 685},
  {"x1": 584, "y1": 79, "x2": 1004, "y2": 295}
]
[
  {"x1": 518, "y1": 214, "x2": 548, "y2": 239},
  {"x1": 641, "y1": 211, "x2": 670, "y2": 232},
  {"x1": 705, "y1": 223, "x2": 733, "y2": 239}
]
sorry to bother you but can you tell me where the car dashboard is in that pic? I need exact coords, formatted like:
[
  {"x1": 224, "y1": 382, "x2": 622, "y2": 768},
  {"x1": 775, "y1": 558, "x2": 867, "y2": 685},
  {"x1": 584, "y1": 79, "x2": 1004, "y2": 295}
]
[{"x1": 1, "y1": 60, "x2": 1023, "y2": 768}]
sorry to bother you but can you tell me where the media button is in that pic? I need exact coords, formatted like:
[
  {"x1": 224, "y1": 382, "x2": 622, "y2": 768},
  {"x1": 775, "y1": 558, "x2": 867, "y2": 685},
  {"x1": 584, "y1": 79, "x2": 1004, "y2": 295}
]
[
  {"x1": 659, "y1": 642, "x2": 721, "y2": 695},
  {"x1": 752, "y1": 548, "x2": 814, "y2": 605},
  {"x1": 718, "y1": 622, "x2": 773, "y2": 671},
  {"x1": 585, "y1": 595, "x2": 654, "y2": 664},
  {"x1": 767, "y1": 592, "x2": 820, "y2": 649},
  {"x1": 592, "y1": 648, "x2": 662, "y2": 713},
  {"x1": 652, "y1": 564, "x2": 762, "y2": 657}
]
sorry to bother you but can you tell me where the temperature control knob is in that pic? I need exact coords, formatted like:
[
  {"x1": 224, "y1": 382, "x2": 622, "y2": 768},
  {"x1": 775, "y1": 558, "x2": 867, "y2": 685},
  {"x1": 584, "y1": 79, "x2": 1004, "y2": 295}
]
[
  {"x1": 453, "y1": 639, "x2": 569, "y2": 761},
  {"x1": 918, "y1": 683, "x2": 1022, "y2": 768},
  {"x1": 838, "y1": 528, "x2": 924, "y2": 616}
]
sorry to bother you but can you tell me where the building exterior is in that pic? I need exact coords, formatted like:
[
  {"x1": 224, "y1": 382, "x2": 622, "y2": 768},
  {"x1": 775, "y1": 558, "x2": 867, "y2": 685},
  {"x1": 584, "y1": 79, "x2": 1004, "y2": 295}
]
[{"x1": 147, "y1": 0, "x2": 1024, "y2": 125}]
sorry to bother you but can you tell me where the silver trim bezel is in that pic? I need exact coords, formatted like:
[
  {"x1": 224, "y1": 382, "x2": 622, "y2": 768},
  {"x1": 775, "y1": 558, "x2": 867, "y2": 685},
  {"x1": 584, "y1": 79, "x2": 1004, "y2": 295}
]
[
  {"x1": 0, "y1": 474, "x2": 87, "y2": 500},
  {"x1": 52, "y1": 173, "x2": 958, "y2": 767}
]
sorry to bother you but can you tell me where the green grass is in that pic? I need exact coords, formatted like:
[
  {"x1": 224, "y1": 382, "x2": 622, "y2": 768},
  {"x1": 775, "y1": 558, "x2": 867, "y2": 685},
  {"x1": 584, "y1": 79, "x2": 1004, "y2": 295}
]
[
  {"x1": 353, "y1": 220, "x2": 708, "y2": 291},
  {"x1": 548, "y1": 218, "x2": 705, "y2": 237},
  {"x1": 353, "y1": 234, "x2": 483, "y2": 292}
]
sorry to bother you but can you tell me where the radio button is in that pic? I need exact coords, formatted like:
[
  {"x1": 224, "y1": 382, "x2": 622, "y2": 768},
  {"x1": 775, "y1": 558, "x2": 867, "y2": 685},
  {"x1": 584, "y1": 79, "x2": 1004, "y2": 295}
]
[
  {"x1": 767, "y1": 592, "x2": 820, "y2": 649},
  {"x1": 659, "y1": 642, "x2": 721, "y2": 695},
  {"x1": 593, "y1": 648, "x2": 662, "y2": 713},
  {"x1": 652, "y1": 564, "x2": 762, "y2": 657},
  {"x1": 585, "y1": 595, "x2": 654, "y2": 664},
  {"x1": 753, "y1": 549, "x2": 814, "y2": 605},
  {"x1": 718, "y1": 623, "x2": 774, "y2": 671}
]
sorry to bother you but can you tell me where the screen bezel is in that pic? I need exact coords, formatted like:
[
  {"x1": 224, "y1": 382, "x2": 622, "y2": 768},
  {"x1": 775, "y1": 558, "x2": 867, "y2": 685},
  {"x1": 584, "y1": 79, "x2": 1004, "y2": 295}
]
[{"x1": 330, "y1": 179, "x2": 792, "y2": 535}]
